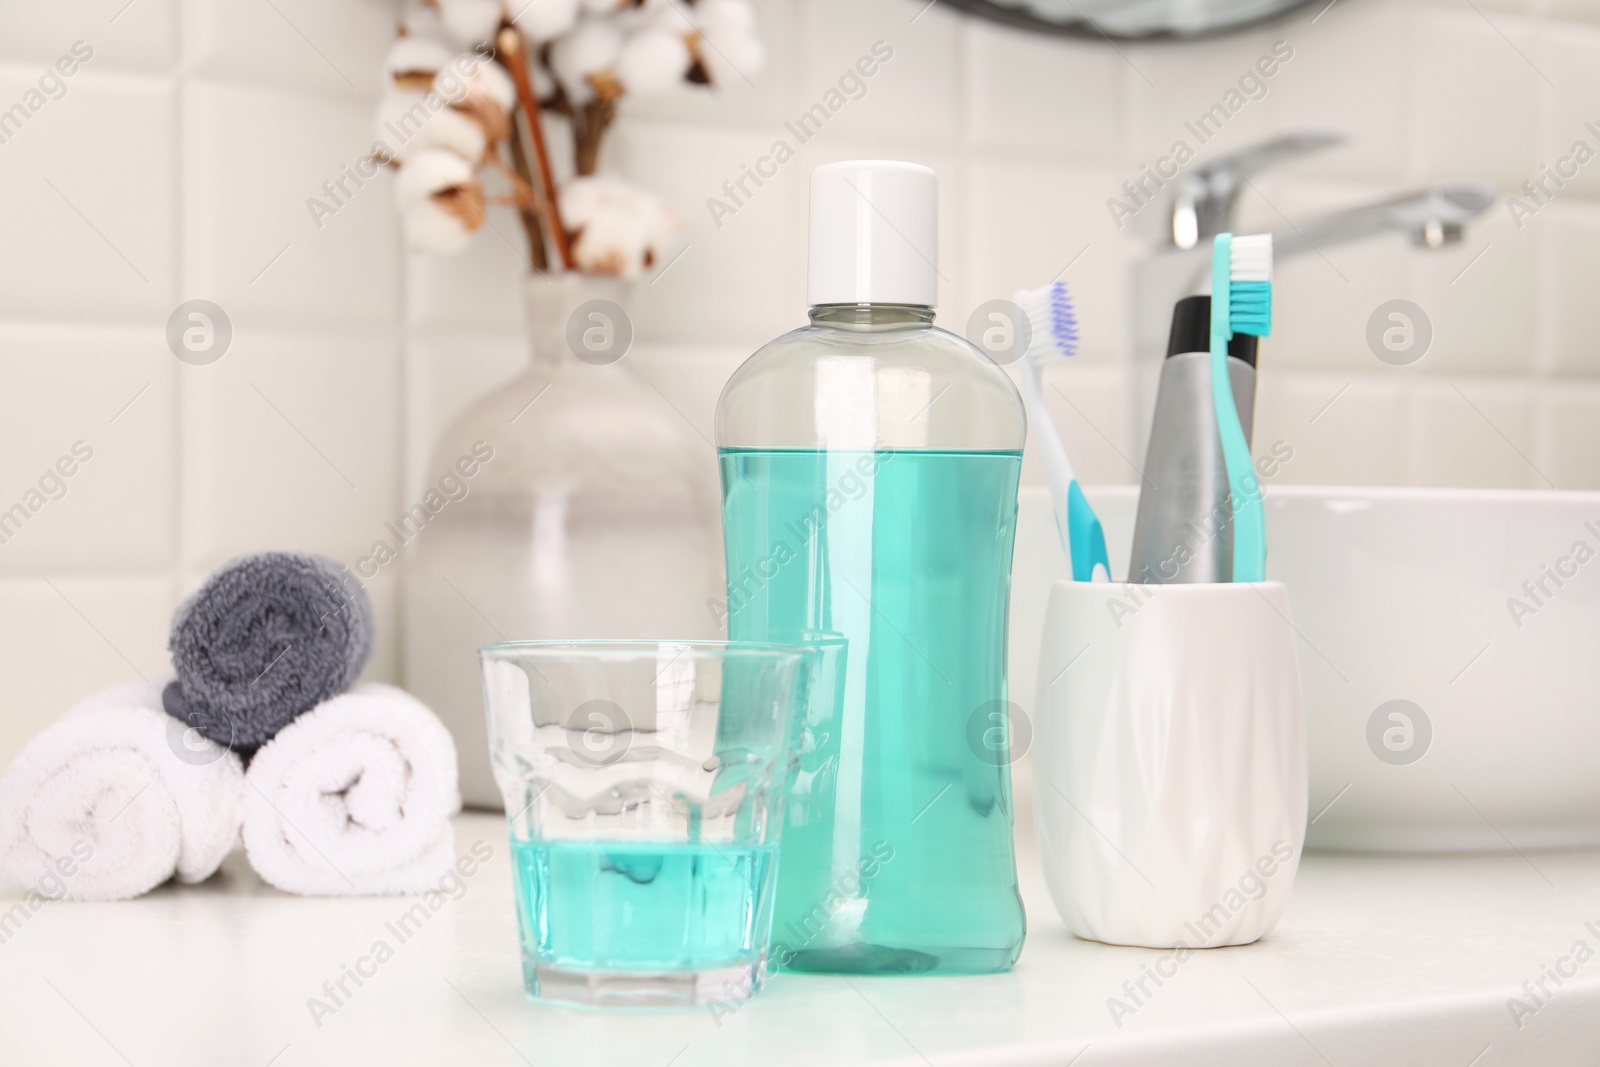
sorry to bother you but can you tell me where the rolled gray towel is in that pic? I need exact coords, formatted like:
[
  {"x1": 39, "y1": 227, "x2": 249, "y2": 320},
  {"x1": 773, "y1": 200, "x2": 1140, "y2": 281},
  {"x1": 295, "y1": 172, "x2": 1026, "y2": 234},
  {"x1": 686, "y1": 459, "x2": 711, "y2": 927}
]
[{"x1": 163, "y1": 553, "x2": 374, "y2": 755}]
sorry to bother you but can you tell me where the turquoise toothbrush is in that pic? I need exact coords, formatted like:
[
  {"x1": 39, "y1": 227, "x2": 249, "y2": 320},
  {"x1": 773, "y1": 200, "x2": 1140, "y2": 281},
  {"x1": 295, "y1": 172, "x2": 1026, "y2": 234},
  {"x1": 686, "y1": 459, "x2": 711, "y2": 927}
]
[
  {"x1": 1014, "y1": 281, "x2": 1111, "y2": 583},
  {"x1": 1210, "y1": 233, "x2": 1273, "y2": 582}
]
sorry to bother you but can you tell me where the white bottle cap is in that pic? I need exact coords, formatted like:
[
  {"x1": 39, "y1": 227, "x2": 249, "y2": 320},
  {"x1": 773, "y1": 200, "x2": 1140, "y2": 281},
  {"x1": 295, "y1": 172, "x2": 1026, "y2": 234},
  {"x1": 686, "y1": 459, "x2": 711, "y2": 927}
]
[{"x1": 808, "y1": 160, "x2": 938, "y2": 308}]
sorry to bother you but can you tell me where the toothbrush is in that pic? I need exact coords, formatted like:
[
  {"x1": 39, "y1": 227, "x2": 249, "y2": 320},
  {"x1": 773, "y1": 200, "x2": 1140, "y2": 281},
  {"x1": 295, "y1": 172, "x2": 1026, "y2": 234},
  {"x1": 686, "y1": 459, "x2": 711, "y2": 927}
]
[
  {"x1": 1210, "y1": 233, "x2": 1273, "y2": 582},
  {"x1": 1014, "y1": 281, "x2": 1111, "y2": 583}
]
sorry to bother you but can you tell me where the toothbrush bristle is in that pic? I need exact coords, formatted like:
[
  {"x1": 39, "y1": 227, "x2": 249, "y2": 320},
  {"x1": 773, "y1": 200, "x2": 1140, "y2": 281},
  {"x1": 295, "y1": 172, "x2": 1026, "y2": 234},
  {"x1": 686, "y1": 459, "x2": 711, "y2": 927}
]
[
  {"x1": 1229, "y1": 233, "x2": 1273, "y2": 336},
  {"x1": 1229, "y1": 233, "x2": 1273, "y2": 281},
  {"x1": 1047, "y1": 281, "x2": 1080, "y2": 358},
  {"x1": 1015, "y1": 281, "x2": 1080, "y2": 362},
  {"x1": 1230, "y1": 282, "x2": 1272, "y2": 335}
]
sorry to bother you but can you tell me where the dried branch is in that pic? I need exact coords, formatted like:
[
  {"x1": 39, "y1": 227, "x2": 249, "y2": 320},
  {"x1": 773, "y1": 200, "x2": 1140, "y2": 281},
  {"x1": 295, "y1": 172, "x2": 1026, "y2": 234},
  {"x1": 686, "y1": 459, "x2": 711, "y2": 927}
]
[
  {"x1": 499, "y1": 121, "x2": 550, "y2": 273},
  {"x1": 496, "y1": 26, "x2": 574, "y2": 272},
  {"x1": 572, "y1": 98, "x2": 618, "y2": 178}
]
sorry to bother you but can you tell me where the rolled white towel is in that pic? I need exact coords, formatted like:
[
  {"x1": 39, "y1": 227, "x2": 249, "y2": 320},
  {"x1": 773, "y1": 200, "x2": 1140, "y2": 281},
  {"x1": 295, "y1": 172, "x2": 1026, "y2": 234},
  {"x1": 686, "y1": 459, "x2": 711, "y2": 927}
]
[
  {"x1": 243, "y1": 684, "x2": 460, "y2": 897},
  {"x1": 0, "y1": 680, "x2": 245, "y2": 901}
]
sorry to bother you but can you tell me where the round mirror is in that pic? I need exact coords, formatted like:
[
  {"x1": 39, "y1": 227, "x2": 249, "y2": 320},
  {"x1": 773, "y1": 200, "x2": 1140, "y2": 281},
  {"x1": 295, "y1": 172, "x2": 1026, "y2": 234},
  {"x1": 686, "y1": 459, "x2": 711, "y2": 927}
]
[{"x1": 940, "y1": 0, "x2": 1319, "y2": 41}]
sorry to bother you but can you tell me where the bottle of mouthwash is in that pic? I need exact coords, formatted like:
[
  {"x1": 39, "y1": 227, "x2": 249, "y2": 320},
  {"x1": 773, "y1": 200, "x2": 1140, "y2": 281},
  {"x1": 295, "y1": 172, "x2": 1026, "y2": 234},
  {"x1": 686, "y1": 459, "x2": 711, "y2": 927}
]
[{"x1": 715, "y1": 160, "x2": 1027, "y2": 974}]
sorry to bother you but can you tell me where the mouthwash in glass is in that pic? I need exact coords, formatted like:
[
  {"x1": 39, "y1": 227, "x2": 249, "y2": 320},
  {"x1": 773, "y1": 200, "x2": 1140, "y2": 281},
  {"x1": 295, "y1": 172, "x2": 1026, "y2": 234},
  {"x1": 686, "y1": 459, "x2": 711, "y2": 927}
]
[
  {"x1": 714, "y1": 160, "x2": 1027, "y2": 974},
  {"x1": 511, "y1": 838, "x2": 777, "y2": 979}
]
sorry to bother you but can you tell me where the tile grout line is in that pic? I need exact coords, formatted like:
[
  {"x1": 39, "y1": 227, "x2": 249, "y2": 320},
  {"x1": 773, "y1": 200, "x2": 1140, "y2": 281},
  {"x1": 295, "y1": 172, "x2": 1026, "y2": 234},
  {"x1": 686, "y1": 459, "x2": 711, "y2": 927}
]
[{"x1": 173, "y1": 0, "x2": 190, "y2": 591}]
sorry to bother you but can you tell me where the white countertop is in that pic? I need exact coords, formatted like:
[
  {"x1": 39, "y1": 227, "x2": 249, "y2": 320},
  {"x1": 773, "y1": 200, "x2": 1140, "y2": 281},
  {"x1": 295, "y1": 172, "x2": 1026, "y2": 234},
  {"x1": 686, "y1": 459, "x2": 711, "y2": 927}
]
[{"x1": 2, "y1": 813, "x2": 1597, "y2": 1066}]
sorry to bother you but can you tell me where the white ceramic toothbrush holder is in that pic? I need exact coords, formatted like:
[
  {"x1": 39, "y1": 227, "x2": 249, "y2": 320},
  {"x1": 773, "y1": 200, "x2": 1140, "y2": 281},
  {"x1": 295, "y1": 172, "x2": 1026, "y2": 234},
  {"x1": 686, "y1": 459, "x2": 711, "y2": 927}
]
[{"x1": 1034, "y1": 580, "x2": 1308, "y2": 949}]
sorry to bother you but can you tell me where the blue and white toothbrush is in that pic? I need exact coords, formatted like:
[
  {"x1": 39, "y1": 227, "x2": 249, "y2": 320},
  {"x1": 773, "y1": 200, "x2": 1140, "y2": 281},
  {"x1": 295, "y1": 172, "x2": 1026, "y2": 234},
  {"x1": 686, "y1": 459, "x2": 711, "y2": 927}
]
[
  {"x1": 1014, "y1": 281, "x2": 1111, "y2": 583},
  {"x1": 1210, "y1": 233, "x2": 1273, "y2": 582}
]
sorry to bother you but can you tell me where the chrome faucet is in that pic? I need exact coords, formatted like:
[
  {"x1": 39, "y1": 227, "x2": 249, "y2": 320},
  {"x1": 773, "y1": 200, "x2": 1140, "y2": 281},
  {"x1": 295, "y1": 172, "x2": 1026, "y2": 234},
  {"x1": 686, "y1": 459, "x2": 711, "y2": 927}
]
[{"x1": 1125, "y1": 130, "x2": 1497, "y2": 462}]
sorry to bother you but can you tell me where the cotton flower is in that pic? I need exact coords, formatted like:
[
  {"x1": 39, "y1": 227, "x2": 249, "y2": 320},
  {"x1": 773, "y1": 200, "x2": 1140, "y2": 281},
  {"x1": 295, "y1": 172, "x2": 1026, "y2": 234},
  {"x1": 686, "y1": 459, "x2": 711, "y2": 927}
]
[
  {"x1": 692, "y1": 0, "x2": 763, "y2": 83},
  {"x1": 549, "y1": 19, "x2": 624, "y2": 105},
  {"x1": 426, "y1": 107, "x2": 491, "y2": 160},
  {"x1": 436, "y1": 54, "x2": 516, "y2": 143},
  {"x1": 561, "y1": 175, "x2": 689, "y2": 278},
  {"x1": 379, "y1": 57, "x2": 512, "y2": 163},
  {"x1": 378, "y1": 91, "x2": 492, "y2": 162},
  {"x1": 375, "y1": 0, "x2": 762, "y2": 263},
  {"x1": 559, "y1": 174, "x2": 617, "y2": 222},
  {"x1": 396, "y1": 149, "x2": 487, "y2": 253},
  {"x1": 695, "y1": 30, "x2": 763, "y2": 84},
  {"x1": 437, "y1": 0, "x2": 504, "y2": 44},
  {"x1": 375, "y1": 90, "x2": 470, "y2": 161},
  {"x1": 397, "y1": 147, "x2": 479, "y2": 204},
  {"x1": 511, "y1": 0, "x2": 580, "y2": 42},
  {"x1": 615, "y1": 27, "x2": 691, "y2": 94},
  {"x1": 386, "y1": 36, "x2": 453, "y2": 89},
  {"x1": 403, "y1": 197, "x2": 482, "y2": 253},
  {"x1": 455, "y1": 54, "x2": 516, "y2": 110}
]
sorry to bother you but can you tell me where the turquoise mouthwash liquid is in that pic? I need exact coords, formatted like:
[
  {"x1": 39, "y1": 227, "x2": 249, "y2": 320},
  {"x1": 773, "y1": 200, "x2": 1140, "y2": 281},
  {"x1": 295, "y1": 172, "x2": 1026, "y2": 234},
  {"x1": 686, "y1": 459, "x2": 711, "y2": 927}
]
[
  {"x1": 719, "y1": 447, "x2": 1026, "y2": 974},
  {"x1": 511, "y1": 838, "x2": 778, "y2": 984}
]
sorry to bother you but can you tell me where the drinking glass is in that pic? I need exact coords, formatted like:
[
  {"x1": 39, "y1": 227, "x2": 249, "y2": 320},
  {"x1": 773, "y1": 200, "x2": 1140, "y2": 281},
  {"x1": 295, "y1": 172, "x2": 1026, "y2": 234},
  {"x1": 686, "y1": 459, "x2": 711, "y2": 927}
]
[{"x1": 479, "y1": 640, "x2": 813, "y2": 1008}]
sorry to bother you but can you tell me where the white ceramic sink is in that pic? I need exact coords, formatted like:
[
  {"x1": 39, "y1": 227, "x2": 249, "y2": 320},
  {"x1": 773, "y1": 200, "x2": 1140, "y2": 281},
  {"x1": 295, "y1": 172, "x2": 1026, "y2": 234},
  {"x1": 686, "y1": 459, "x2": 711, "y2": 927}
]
[{"x1": 1011, "y1": 484, "x2": 1600, "y2": 852}]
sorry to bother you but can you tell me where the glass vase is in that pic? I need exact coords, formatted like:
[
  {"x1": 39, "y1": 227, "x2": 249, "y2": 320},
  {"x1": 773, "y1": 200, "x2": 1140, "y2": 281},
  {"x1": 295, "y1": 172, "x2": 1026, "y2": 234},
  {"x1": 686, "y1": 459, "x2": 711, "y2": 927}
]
[{"x1": 404, "y1": 274, "x2": 722, "y2": 808}]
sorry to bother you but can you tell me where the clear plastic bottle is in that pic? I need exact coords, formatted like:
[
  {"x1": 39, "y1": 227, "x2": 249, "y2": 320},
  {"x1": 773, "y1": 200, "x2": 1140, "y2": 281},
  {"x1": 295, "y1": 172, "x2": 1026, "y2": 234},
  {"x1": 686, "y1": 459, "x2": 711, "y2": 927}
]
[{"x1": 714, "y1": 161, "x2": 1027, "y2": 974}]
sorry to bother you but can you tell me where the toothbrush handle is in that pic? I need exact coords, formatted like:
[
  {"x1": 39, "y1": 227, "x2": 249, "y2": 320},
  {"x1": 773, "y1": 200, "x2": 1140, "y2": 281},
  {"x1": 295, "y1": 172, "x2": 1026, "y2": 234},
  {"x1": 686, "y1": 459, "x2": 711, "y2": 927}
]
[
  {"x1": 1021, "y1": 360, "x2": 1111, "y2": 582},
  {"x1": 1210, "y1": 345, "x2": 1265, "y2": 580},
  {"x1": 1211, "y1": 238, "x2": 1267, "y2": 583},
  {"x1": 1066, "y1": 481, "x2": 1112, "y2": 583}
]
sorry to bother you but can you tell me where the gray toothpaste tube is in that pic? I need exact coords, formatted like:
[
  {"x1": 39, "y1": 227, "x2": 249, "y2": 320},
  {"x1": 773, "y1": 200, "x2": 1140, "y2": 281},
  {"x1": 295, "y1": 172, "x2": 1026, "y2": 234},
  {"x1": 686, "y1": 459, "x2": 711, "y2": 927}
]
[{"x1": 1129, "y1": 295, "x2": 1258, "y2": 585}]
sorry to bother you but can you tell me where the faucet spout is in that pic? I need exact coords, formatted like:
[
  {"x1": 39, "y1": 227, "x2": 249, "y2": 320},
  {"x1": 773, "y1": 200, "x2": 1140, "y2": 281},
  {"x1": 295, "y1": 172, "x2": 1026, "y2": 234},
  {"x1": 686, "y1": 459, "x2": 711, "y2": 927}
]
[{"x1": 1272, "y1": 182, "x2": 1498, "y2": 258}]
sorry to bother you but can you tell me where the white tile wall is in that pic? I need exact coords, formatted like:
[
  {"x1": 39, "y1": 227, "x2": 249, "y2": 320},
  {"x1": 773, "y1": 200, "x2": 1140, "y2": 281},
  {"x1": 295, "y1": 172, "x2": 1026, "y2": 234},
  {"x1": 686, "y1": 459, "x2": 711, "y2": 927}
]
[
  {"x1": 0, "y1": 67, "x2": 177, "y2": 321},
  {"x1": 1254, "y1": 370, "x2": 1412, "y2": 486},
  {"x1": 185, "y1": 0, "x2": 396, "y2": 97},
  {"x1": 1538, "y1": 20, "x2": 1600, "y2": 200},
  {"x1": 801, "y1": 0, "x2": 964, "y2": 144},
  {"x1": 966, "y1": 158, "x2": 1128, "y2": 363},
  {"x1": 1539, "y1": 381, "x2": 1600, "y2": 489},
  {"x1": 1, "y1": 0, "x2": 1600, "y2": 770},
  {"x1": 608, "y1": 120, "x2": 804, "y2": 345},
  {"x1": 179, "y1": 330, "x2": 400, "y2": 570},
  {"x1": 1410, "y1": 8, "x2": 1542, "y2": 189},
  {"x1": 1410, "y1": 378, "x2": 1540, "y2": 488},
  {"x1": 1542, "y1": 200, "x2": 1600, "y2": 374},
  {"x1": 0, "y1": 324, "x2": 176, "y2": 573},
  {"x1": 181, "y1": 79, "x2": 399, "y2": 330},
  {"x1": 1413, "y1": 199, "x2": 1540, "y2": 377},
  {"x1": 964, "y1": 21, "x2": 1122, "y2": 161},
  {"x1": 1269, "y1": 4, "x2": 1410, "y2": 184},
  {"x1": 0, "y1": 0, "x2": 177, "y2": 73},
  {"x1": 0, "y1": 576, "x2": 177, "y2": 760},
  {"x1": 1257, "y1": 179, "x2": 1409, "y2": 372}
]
